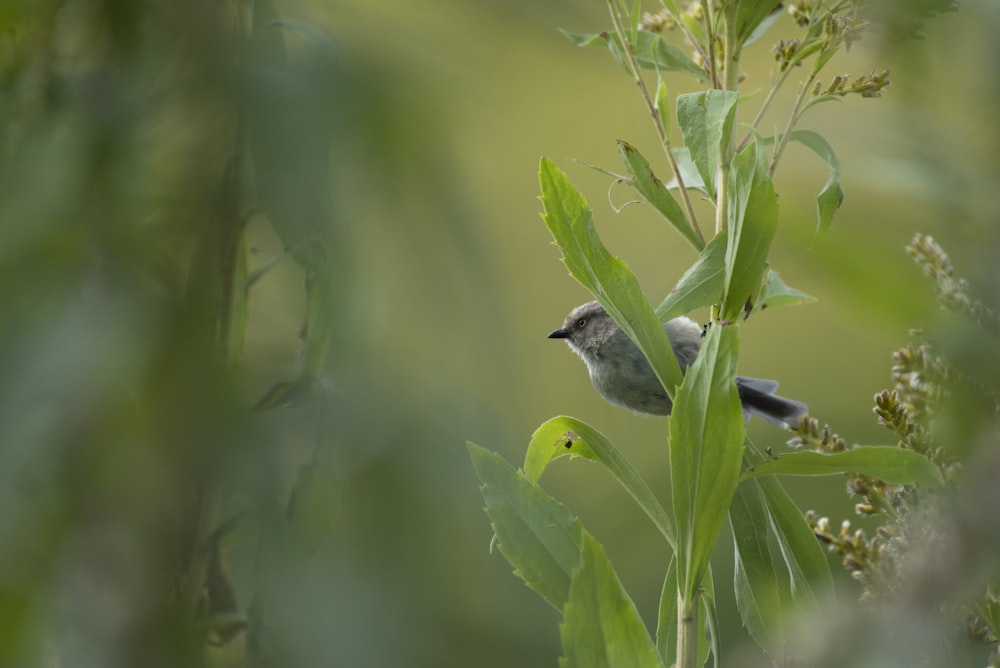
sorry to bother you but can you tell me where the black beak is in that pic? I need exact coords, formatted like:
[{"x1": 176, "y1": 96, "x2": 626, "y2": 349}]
[{"x1": 547, "y1": 328, "x2": 570, "y2": 339}]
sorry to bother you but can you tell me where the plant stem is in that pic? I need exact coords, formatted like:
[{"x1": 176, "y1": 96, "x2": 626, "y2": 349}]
[
  {"x1": 713, "y1": 10, "x2": 741, "y2": 237},
  {"x1": 735, "y1": 63, "x2": 796, "y2": 153},
  {"x1": 677, "y1": 593, "x2": 699, "y2": 668},
  {"x1": 606, "y1": 0, "x2": 704, "y2": 248},
  {"x1": 768, "y1": 70, "x2": 817, "y2": 177},
  {"x1": 702, "y1": 0, "x2": 720, "y2": 89}
]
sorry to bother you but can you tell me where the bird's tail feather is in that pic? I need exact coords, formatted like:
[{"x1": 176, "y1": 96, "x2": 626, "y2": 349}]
[{"x1": 736, "y1": 376, "x2": 808, "y2": 429}]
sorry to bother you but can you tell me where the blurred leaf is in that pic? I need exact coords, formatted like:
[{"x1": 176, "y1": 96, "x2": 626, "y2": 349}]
[
  {"x1": 668, "y1": 324, "x2": 745, "y2": 602},
  {"x1": 655, "y1": 558, "x2": 678, "y2": 666},
  {"x1": 628, "y1": 0, "x2": 641, "y2": 47},
  {"x1": 539, "y1": 156, "x2": 684, "y2": 393},
  {"x1": 248, "y1": 17, "x2": 336, "y2": 273},
  {"x1": 559, "y1": 533, "x2": 664, "y2": 668},
  {"x1": 655, "y1": 78, "x2": 671, "y2": 143},
  {"x1": 617, "y1": 140, "x2": 702, "y2": 250},
  {"x1": 271, "y1": 19, "x2": 338, "y2": 67},
  {"x1": 756, "y1": 474, "x2": 833, "y2": 608},
  {"x1": 756, "y1": 269, "x2": 817, "y2": 311},
  {"x1": 800, "y1": 94, "x2": 842, "y2": 115},
  {"x1": 655, "y1": 234, "x2": 726, "y2": 321},
  {"x1": 743, "y1": 447, "x2": 945, "y2": 487},
  {"x1": 468, "y1": 443, "x2": 583, "y2": 610},
  {"x1": 524, "y1": 416, "x2": 675, "y2": 547},
  {"x1": 788, "y1": 130, "x2": 844, "y2": 242},
  {"x1": 722, "y1": 141, "x2": 778, "y2": 320},
  {"x1": 634, "y1": 31, "x2": 706, "y2": 79},
  {"x1": 560, "y1": 30, "x2": 705, "y2": 79},
  {"x1": 676, "y1": 90, "x2": 738, "y2": 198},
  {"x1": 286, "y1": 453, "x2": 340, "y2": 554},
  {"x1": 730, "y1": 481, "x2": 784, "y2": 654},
  {"x1": 743, "y1": 4, "x2": 784, "y2": 46},
  {"x1": 226, "y1": 234, "x2": 249, "y2": 367},
  {"x1": 560, "y1": 29, "x2": 608, "y2": 47}
]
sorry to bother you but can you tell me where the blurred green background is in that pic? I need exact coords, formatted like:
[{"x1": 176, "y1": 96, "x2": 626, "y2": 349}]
[{"x1": 1, "y1": 0, "x2": 997, "y2": 666}]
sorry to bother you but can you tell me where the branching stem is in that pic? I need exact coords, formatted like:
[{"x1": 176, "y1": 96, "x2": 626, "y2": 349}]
[{"x1": 606, "y1": 0, "x2": 705, "y2": 248}]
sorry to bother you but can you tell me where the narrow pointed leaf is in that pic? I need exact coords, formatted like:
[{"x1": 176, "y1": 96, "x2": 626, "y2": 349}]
[
  {"x1": 559, "y1": 30, "x2": 704, "y2": 79},
  {"x1": 757, "y1": 474, "x2": 833, "y2": 607},
  {"x1": 655, "y1": 79, "x2": 671, "y2": 144},
  {"x1": 744, "y1": 5, "x2": 784, "y2": 46},
  {"x1": 655, "y1": 558, "x2": 679, "y2": 666},
  {"x1": 655, "y1": 234, "x2": 726, "y2": 321},
  {"x1": 722, "y1": 141, "x2": 778, "y2": 320},
  {"x1": 468, "y1": 443, "x2": 583, "y2": 610},
  {"x1": 524, "y1": 416, "x2": 675, "y2": 547},
  {"x1": 743, "y1": 447, "x2": 944, "y2": 487},
  {"x1": 668, "y1": 324, "x2": 745, "y2": 602},
  {"x1": 540, "y1": 157, "x2": 684, "y2": 394},
  {"x1": 699, "y1": 568, "x2": 720, "y2": 668},
  {"x1": 636, "y1": 32, "x2": 706, "y2": 79},
  {"x1": 789, "y1": 130, "x2": 843, "y2": 241},
  {"x1": 559, "y1": 29, "x2": 609, "y2": 48},
  {"x1": 559, "y1": 534, "x2": 664, "y2": 668},
  {"x1": 618, "y1": 141, "x2": 702, "y2": 250},
  {"x1": 756, "y1": 269, "x2": 817, "y2": 311},
  {"x1": 733, "y1": 1, "x2": 783, "y2": 42},
  {"x1": 730, "y1": 481, "x2": 785, "y2": 654}
]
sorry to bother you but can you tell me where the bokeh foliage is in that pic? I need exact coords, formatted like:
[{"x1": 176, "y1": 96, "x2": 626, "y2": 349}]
[{"x1": 0, "y1": 0, "x2": 998, "y2": 666}]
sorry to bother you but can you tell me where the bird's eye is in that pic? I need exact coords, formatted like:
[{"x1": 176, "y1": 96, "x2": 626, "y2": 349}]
[{"x1": 576, "y1": 318, "x2": 587, "y2": 328}]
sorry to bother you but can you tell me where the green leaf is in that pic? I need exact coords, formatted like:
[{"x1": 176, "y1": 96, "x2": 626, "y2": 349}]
[
  {"x1": 756, "y1": 269, "x2": 817, "y2": 311},
  {"x1": 249, "y1": 17, "x2": 337, "y2": 273},
  {"x1": 635, "y1": 31, "x2": 706, "y2": 79},
  {"x1": 668, "y1": 324, "x2": 745, "y2": 602},
  {"x1": 664, "y1": 147, "x2": 708, "y2": 194},
  {"x1": 629, "y1": 0, "x2": 641, "y2": 46},
  {"x1": 800, "y1": 94, "x2": 842, "y2": 115},
  {"x1": 655, "y1": 79, "x2": 671, "y2": 144},
  {"x1": 271, "y1": 19, "x2": 338, "y2": 67},
  {"x1": 699, "y1": 568, "x2": 720, "y2": 668},
  {"x1": 468, "y1": 443, "x2": 583, "y2": 610},
  {"x1": 756, "y1": 473, "x2": 833, "y2": 608},
  {"x1": 743, "y1": 4, "x2": 784, "y2": 46},
  {"x1": 559, "y1": 533, "x2": 664, "y2": 668},
  {"x1": 743, "y1": 447, "x2": 945, "y2": 487},
  {"x1": 286, "y1": 453, "x2": 341, "y2": 554},
  {"x1": 540, "y1": 157, "x2": 684, "y2": 394},
  {"x1": 655, "y1": 234, "x2": 726, "y2": 321},
  {"x1": 676, "y1": 90, "x2": 739, "y2": 199},
  {"x1": 559, "y1": 29, "x2": 705, "y2": 79},
  {"x1": 524, "y1": 416, "x2": 675, "y2": 547},
  {"x1": 788, "y1": 130, "x2": 843, "y2": 241},
  {"x1": 618, "y1": 141, "x2": 702, "y2": 250},
  {"x1": 654, "y1": 558, "x2": 678, "y2": 666},
  {"x1": 730, "y1": 481, "x2": 784, "y2": 654},
  {"x1": 227, "y1": 234, "x2": 249, "y2": 367},
  {"x1": 732, "y1": 1, "x2": 783, "y2": 43},
  {"x1": 559, "y1": 29, "x2": 609, "y2": 47},
  {"x1": 722, "y1": 141, "x2": 778, "y2": 320},
  {"x1": 654, "y1": 561, "x2": 719, "y2": 668}
]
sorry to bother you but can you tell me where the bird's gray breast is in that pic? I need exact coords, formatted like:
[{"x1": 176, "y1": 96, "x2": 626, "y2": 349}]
[{"x1": 588, "y1": 336, "x2": 672, "y2": 416}]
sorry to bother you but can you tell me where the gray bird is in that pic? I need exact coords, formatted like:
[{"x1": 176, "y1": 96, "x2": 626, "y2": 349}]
[{"x1": 547, "y1": 301, "x2": 807, "y2": 428}]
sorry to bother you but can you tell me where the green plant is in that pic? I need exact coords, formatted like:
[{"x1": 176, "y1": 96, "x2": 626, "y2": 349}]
[
  {"x1": 0, "y1": 2, "x2": 345, "y2": 665},
  {"x1": 793, "y1": 234, "x2": 1000, "y2": 666},
  {"x1": 469, "y1": 2, "x2": 954, "y2": 666}
]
